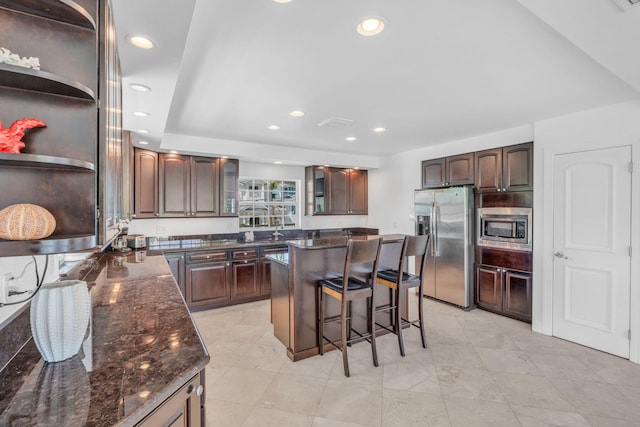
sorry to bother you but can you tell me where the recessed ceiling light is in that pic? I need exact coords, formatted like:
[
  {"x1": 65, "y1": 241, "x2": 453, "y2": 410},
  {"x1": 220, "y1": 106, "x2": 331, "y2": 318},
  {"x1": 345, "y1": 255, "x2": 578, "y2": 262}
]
[
  {"x1": 373, "y1": 127, "x2": 386, "y2": 133},
  {"x1": 129, "y1": 83, "x2": 151, "y2": 92},
  {"x1": 137, "y1": 129, "x2": 149, "y2": 134},
  {"x1": 356, "y1": 17, "x2": 385, "y2": 37},
  {"x1": 345, "y1": 137, "x2": 357, "y2": 142},
  {"x1": 289, "y1": 110, "x2": 305, "y2": 117},
  {"x1": 126, "y1": 34, "x2": 155, "y2": 49},
  {"x1": 273, "y1": 0, "x2": 292, "y2": 3},
  {"x1": 353, "y1": 166, "x2": 360, "y2": 170},
  {"x1": 274, "y1": 161, "x2": 283, "y2": 164},
  {"x1": 267, "y1": 125, "x2": 280, "y2": 130},
  {"x1": 221, "y1": 155, "x2": 229, "y2": 159},
  {"x1": 169, "y1": 150, "x2": 178, "y2": 154},
  {"x1": 133, "y1": 111, "x2": 150, "y2": 117},
  {"x1": 138, "y1": 141, "x2": 149, "y2": 145}
]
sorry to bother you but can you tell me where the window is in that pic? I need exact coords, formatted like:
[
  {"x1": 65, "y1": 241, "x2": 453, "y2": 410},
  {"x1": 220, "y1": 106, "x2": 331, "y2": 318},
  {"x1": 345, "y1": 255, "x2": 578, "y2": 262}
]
[{"x1": 238, "y1": 178, "x2": 299, "y2": 229}]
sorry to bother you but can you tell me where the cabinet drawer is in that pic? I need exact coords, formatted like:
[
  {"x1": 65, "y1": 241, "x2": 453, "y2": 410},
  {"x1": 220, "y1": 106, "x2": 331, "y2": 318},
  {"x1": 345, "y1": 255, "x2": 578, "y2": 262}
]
[
  {"x1": 261, "y1": 245, "x2": 288, "y2": 256},
  {"x1": 187, "y1": 251, "x2": 228, "y2": 263},
  {"x1": 232, "y1": 249, "x2": 258, "y2": 260}
]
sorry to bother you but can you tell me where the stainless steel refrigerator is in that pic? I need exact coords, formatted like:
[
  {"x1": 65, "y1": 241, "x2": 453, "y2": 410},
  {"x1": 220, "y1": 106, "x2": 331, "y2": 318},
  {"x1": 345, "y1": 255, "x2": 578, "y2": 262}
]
[{"x1": 415, "y1": 187, "x2": 474, "y2": 309}]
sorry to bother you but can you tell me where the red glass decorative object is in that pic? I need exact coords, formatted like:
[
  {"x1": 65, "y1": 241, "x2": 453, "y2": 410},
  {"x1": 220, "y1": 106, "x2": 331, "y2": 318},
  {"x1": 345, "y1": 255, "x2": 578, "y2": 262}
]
[{"x1": 0, "y1": 118, "x2": 46, "y2": 153}]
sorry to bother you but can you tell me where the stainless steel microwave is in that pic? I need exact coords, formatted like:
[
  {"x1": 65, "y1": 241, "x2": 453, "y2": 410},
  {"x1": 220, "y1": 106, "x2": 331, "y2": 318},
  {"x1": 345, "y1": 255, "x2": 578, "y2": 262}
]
[{"x1": 477, "y1": 207, "x2": 532, "y2": 251}]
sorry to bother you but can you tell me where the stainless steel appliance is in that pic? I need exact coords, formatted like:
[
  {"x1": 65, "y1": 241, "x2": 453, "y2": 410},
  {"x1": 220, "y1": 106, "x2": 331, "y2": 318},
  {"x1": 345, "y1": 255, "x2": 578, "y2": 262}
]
[
  {"x1": 126, "y1": 234, "x2": 147, "y2": 249},
  {"x1": 477, "y1": 207, "x2": 532, "y2": 251},
  {"x1": 415, "y1": 187, "x2": 474, "y2": 308}
]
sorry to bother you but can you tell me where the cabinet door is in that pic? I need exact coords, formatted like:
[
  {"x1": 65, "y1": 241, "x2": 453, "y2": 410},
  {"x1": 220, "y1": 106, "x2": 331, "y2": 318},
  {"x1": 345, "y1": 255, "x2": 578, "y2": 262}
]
[
  {"x1": 327, "y1": 167, "x2": 349, "y2": 214},
  {"x1": 191, "y1": 156, "x2": 219, "y2": 217},
  {"x1": 348, "y1": 169, "x2": 368, "y2": 214},
  {"x1": 219, "y1": 158, "x2": 238, "y2": 217},
  {"x1": 421, "y1": 158, "x2": 446, "y2": 188},
  {"x1": 474, "y1": 148, "x2": 502, "y2": 193},
  {"x1": 185, "y1": 262, "x2": 231, "y2": 309},
  {"x1": 165, "y1": 253, "x2": 186, "y2": 298},
  {"x1": 231, "y1": 260, "x2": 260, "y2": 301},
  {"x1": 134, "y1": 149, "x2": 159, "y2": 218},
  {"x1": 137, "y1": 372, "x2": 202, "y2": 427},
  {"x1": 160, "y1": 154, "x2": 190, "y2": 217},
  {"x1": 503, "y1": 269, "x2": 532, "y2": 322},
  {"x1": 446, "y1": 153, "x2": 474, "y2": 186},
  {"x1": 475, "y1": 264, "x2": 502, "y2": 312},
  {"x1": 503, "y1": 143, "x2": 533, "y2": 192},
  {"x1": 306, "y1": 166, "x2": 327, "y2": 215}
]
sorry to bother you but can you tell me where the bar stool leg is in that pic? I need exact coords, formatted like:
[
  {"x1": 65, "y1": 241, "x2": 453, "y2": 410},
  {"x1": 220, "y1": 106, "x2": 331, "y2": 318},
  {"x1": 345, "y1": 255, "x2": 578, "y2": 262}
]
[
  {"x1": 369, "y1": 295, "x2": 378, "y2": 367},
  {"x1": 341, "y1": 299, "x2": 350, "y2": 377},
  {"x1": 318, "y1": 287, "x2": 325, "y2": 356},
  {"x1": 395, "y1": 288, "x2": 406, "y2": 357},
  {"x1": 418, "y1": 285, "x2": 428, "y2": 349}
]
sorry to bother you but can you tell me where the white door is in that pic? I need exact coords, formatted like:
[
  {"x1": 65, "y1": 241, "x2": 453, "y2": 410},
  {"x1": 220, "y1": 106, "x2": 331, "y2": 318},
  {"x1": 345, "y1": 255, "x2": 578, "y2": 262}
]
[{"x1": 552, "y1": 145, "x2": 632, "y2": 358}]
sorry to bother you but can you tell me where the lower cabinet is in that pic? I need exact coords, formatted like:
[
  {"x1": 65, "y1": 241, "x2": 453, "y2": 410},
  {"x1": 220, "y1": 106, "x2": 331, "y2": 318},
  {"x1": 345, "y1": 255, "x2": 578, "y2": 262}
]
[
  {"x1": 476, "y1": 264, "x2": 532, "y2": 322},
  {"x1": 167, "y1": 244, "x2": 289, "y2": 311},
  {"x1": 185, "y1": 251, "x2": 232, "y2": 310},
  {"x1": 136, "y1": 371, "x2": 204, "y2": 427}
]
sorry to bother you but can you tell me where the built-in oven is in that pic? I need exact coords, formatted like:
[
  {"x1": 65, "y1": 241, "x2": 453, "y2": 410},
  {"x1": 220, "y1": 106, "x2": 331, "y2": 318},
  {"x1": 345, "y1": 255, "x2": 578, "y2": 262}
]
[{"x1": 477, "y1": 207, "x2": 532, "y2": 251}]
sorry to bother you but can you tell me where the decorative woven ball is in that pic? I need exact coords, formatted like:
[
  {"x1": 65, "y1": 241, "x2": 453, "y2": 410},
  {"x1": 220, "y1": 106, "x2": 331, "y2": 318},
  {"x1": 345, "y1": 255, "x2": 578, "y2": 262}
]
[{"x1": 0, "y1": 203, "x2": 56, "y2": 240}]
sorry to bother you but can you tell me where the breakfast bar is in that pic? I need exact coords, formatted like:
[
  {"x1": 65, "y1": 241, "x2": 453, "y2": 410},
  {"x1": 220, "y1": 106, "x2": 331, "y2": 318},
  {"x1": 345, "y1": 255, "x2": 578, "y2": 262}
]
[{"x1": 269, "y1": 234, "x2": 407, "y2": 361}]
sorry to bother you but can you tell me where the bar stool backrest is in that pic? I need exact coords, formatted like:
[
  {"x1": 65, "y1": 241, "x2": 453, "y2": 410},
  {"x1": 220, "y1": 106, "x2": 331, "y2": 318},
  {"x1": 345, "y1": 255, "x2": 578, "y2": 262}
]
[
  {"x1": 342, "y1": 238, "x2": 383, "y2": 291},
  {"x1": 397, "y1": 234, "x2": 431, "y2": 283}
]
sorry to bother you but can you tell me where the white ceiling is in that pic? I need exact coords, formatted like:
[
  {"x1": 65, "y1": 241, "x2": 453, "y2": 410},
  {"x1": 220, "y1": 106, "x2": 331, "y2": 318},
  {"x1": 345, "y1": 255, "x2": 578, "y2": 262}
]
[{"x1": 111, "y1": 0, "x2": 640, "y2": 166}]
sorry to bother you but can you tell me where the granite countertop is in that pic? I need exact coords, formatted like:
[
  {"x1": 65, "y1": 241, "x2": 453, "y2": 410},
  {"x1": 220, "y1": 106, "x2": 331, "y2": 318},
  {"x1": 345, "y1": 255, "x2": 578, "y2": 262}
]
[
  {"x1": 0, "y1": 252, "x2": 209, "y2": 426},
  {"x1": 287, "y1": 233, "x2": 406, "y2": 250}
]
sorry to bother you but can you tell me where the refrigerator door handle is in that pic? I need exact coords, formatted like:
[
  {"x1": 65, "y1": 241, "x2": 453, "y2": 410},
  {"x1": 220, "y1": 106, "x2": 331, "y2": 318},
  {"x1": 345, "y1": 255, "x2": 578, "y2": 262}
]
[{"x1": 431, "y1": 202, "x2": 438, "y2": 256}]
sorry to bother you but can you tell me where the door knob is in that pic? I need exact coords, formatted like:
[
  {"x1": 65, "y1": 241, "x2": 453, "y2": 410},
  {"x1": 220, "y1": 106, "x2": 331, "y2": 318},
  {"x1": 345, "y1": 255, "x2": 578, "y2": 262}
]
[{"x1": 554, "y1": 251, "x2": 568, "y2": 259}]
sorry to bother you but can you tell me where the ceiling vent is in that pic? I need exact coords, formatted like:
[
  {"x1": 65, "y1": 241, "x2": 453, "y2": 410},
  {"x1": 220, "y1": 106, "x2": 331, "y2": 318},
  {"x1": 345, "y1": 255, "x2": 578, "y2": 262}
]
[
  {"x1": 610, "y1": 0, "x2": 640, "y2": 11},
  {"x1": 317, "y1": 117, "x2": 354, "y2": 128}
]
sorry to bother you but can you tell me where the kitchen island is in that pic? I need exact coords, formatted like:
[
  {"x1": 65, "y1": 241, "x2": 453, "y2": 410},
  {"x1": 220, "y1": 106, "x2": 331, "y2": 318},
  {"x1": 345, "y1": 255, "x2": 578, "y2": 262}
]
[
  {"x1": 269, "y1": 234, "x2": 407, "y2": 361},
  {"x1": 0, "y1": 251, "x2": 209, "y2": 426}
]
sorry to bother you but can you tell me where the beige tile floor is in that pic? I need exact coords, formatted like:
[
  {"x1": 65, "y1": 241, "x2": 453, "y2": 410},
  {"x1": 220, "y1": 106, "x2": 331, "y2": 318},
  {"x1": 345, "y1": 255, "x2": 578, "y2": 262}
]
[{"x1": 192, "y1": 294, "x2": 640, "y2": 427}]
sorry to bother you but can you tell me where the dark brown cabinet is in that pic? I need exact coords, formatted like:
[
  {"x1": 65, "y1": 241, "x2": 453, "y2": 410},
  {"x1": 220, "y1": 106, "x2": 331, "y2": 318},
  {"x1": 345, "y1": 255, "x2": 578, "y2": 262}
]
[
  {"x1": 421, "y1": 153, "x2": 474, "y2": 188},
  {"x1": 133, "y1": 148, "x2": 159, "y2": 218},
  {"x1": 219, "y1": 158, "x2": 239, "y2": 217},
  {"x1": 165, "y1": 252, "x2": 186, "y2": 297},
  {"x1": 475, "y1": 142, "x2": 533, "y2": 193},
  {"x1": 160, "y1": 154, "x2": 219, "y2": 217},
  {"x1": 168, "y1": 243, "x2": 288, "y2": 311},
  {"x1": 185, "y1": 250, "x2": 231, "y2": 310},
  {"x1": 305, "y1": 166, "x2": 368, "y2": 215},
  {"x1": 137, "y1": 371, "x2": 204, "y2": 427},
  {"x1": 134, "y1": 150, "x2": 237, "y2": 219},
  {"x1": 231, "y1": 249, "x2": 260, "y2": 301},
  {"x1": 476, "y1": 263, "x2": 532, "y2": 322},
  {"x1": 0, "y1": 0, "x2": 113, "y2": 256}
]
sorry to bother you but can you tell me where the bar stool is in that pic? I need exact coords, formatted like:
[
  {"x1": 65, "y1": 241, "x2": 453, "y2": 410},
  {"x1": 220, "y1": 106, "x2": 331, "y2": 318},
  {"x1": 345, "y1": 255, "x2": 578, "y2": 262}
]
[
  {"x1": 375, "y1": 234, "x2": 430, "y2": 357},
  {"x1": 318, "y1": 237, "x2": 383, "y2": 377}
]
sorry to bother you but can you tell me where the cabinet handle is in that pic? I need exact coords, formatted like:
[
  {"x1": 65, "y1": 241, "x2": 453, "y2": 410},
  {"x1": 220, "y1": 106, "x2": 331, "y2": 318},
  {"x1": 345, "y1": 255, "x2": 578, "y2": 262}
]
[
  {"x1": 155, "y1": 213, "x2": 159, "y2": 216},
  {"x1": 195, "y1": 385, "x2": 204, "y2": 396},
  {"x1": 503, "y1": 188, "x2": 506, "y2": 192},
  {"x1": 496, "y1": 188, "x2": 501, "y2": 192}
]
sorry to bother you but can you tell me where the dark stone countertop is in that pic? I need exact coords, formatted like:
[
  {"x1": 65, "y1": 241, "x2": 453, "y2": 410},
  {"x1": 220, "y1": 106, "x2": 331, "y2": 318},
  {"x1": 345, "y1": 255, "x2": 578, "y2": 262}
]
[
  {"x1": 0, "y1": 252, "x2": 209, "y2": 426},
  {"x1": 287, "y1": 233, "x2": 406, "y2": 250}
]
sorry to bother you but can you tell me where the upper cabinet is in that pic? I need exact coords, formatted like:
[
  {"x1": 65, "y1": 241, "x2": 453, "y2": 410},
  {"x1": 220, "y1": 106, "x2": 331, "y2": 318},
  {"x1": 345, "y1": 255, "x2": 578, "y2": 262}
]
[
  {"x1": 219, "y1": 158, "x2": 239, "y2": 217},
  {"x1": 475, "y1": 142, "x2": 533, "y2": 193},
  {"x1": 421, "y1": 153, "x2": 474, "y2": 188},
  {"x1": 305, "y1": 166, "x2": 368, "y2": 215},
  {"x1": 0, "y1": 0, "x2": 111, "y2": 256},
  {"x1": 133, "y1": 149, "x2": 237, "y2": 219}
]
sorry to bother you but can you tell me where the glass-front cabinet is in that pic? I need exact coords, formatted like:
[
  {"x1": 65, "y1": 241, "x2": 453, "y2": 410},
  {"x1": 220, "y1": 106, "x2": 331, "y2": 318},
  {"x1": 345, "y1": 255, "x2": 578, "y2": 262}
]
[
  {"x1": 239, "y1": 178, "x2": 298, "y2": 229},
  {"x1": 219, "y1": 158, "x2": 239, "y2": 216}
]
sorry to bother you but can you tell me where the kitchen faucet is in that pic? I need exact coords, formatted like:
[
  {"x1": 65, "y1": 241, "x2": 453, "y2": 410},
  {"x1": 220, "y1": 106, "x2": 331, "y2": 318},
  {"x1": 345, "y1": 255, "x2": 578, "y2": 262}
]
[{"x1": 272, "y1": 219, "x2": 283, "y2": 240}]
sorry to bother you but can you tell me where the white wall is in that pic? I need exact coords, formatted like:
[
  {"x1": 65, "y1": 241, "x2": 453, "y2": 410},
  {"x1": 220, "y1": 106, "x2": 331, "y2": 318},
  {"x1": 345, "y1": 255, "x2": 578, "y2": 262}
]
[{"x1": 532, "y1": 99, "x2": 640, "y2": 362}]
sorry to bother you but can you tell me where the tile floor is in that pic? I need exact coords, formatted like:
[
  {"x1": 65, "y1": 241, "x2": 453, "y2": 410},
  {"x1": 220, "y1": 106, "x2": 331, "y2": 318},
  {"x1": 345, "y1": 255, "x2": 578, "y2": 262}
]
[{"x1": 192, "y1": 294, "x2": 640, "y2": 427}]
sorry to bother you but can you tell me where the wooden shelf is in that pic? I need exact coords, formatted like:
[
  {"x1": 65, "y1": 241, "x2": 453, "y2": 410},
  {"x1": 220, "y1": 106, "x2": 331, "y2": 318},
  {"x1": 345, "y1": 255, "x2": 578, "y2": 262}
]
[
  {"x1": 0, "y1": 0, "x2": 96, "y2": 29},
  {"x1": 0, "y1": 63, "x2": 95, "y2": 100},
  {"x1": 0, "y1": 234, "x2": 97, "y2": 257},
  {"x1": 0, "y1": 152, "x2": 95, "y2": 171}
]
